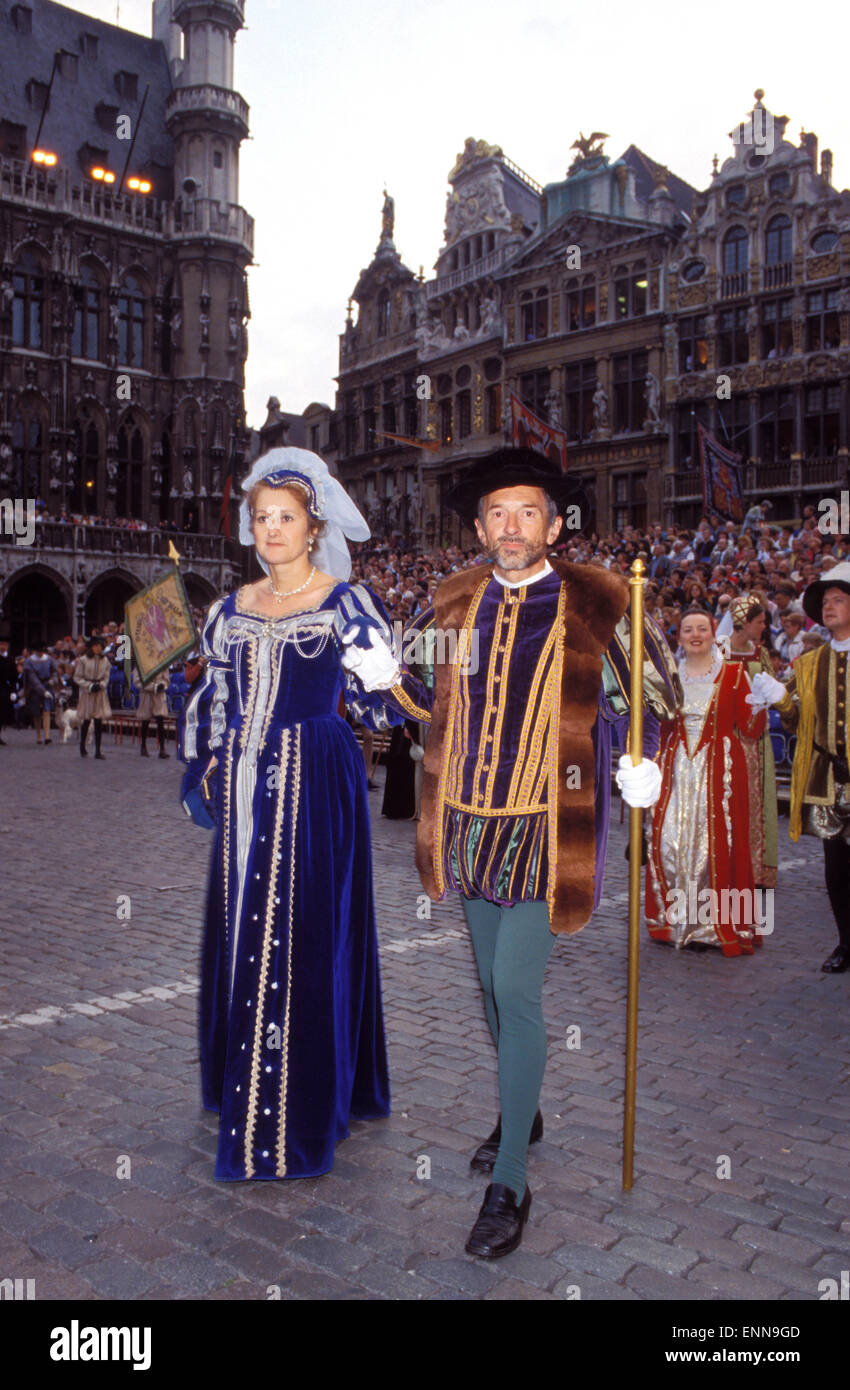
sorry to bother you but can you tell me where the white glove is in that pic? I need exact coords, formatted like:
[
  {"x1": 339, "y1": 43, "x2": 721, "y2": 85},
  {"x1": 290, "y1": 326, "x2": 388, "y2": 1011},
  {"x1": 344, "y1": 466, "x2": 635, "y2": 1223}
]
[
  {"x1": 615, "y1": 754, "x2": 662, "y2": 808},
  {"x1": 409, "y1": 742, "x2": 425, "y2": 762},
  {"x1": 340, "y1": 627, "x2": 401, "y2": 692},
  {"x1": 745, "y1": 672, "x2": 786, "y2": 709}
]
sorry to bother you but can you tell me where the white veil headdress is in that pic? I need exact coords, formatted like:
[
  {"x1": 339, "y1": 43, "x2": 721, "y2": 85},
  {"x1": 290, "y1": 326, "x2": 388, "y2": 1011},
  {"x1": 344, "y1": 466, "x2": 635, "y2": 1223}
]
[{"x1": 238, "y1": 447, "x2": 370, "y2": 581}]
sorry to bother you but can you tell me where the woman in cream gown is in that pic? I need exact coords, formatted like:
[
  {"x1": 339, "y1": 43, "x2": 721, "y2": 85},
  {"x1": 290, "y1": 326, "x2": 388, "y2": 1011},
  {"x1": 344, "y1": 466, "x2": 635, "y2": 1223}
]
[{"x1": 645, "y1": 608, "x2": 768, "y2": 956}]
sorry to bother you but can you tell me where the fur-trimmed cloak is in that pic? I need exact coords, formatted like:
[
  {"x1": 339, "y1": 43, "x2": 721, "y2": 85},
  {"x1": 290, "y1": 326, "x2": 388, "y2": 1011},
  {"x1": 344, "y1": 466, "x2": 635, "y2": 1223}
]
[{"x1": 415, "y1": 559, "x2": 630, "y2": 933}]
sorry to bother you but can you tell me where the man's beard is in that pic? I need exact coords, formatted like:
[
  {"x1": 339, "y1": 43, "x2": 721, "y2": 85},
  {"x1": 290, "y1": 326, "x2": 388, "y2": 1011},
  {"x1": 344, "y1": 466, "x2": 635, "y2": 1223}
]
[{"x1": 486, "y1": 537, "x2": 549, "y2": 571}]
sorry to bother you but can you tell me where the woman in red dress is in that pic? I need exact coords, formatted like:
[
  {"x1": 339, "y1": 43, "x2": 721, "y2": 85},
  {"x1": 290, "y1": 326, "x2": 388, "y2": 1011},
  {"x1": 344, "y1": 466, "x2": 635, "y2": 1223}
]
[{"x1": 645, "y1": 608, "x2": 768, "y2": 957}]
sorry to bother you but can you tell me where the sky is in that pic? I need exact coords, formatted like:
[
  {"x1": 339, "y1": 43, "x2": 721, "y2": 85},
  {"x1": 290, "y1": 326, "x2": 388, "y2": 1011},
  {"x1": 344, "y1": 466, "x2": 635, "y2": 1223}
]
[{"x1": 54, "y1": 1, "x2": 850, "y2": 431}]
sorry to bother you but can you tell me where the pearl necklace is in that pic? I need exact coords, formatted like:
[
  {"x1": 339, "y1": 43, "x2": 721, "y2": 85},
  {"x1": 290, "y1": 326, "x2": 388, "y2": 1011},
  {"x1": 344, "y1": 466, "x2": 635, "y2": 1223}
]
[
  {"x1": 679, "y1": 650, "x2": 723, "y2": 683},
  {"x1": 268, "y1": 566, "x2": 315, "y2": 604}
]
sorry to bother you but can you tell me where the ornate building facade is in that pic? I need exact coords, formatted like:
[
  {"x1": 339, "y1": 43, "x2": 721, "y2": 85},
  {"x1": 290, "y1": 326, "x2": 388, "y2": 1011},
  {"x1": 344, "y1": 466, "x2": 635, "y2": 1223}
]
[
  {"x1": 0, "y1": 0, "x2": 252, "y2": 643},
  {"x1": 666, "y1": 93, "x2": 850, "y2": 526},
  {"x1": 335, "y1": 96, "x2": 850, "y2": 544}
]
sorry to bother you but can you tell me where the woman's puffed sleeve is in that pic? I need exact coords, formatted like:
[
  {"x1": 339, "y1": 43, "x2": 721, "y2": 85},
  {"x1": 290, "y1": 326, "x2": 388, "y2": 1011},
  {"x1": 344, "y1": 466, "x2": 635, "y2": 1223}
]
[
  {"x1": 178, "y1": 597, "x2": 232, "y2": 797},
  {"x1": 332, "y1": 584, "x2": 412, "y2": 732},
  {"x1": 733, "y1": 662, "x2": 767, "y2": 742}
]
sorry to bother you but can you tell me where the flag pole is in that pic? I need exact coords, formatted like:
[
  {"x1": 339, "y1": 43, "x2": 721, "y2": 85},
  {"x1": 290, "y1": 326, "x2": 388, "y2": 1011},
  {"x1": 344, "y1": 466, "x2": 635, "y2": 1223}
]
[{"x1": 623, "y1": 554, "x2": 646, "y2": 1191}]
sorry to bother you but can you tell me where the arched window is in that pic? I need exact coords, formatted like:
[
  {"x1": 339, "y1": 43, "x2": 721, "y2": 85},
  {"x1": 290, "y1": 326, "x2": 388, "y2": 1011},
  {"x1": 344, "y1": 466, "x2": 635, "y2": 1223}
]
[
  {"x1": 183, "y1": 407, "x2": 198, "y2": 448},
  {"x1": 723, "y1": 226, "x2": 749, "y2": 274},
  {"x1": 11, "y1": 399, "x2": 45, "y2": 496},
  {"x1": 12, "y1": 248, "x2": 45, "y2": 348},
  {"x1": 118, "y1": 274, "x2": 145, "y2": 366},
  {"x1": 765, "y1": 214, "x2": 792, "y2": 266},
  {"x1": 71, "y1": 409, "x2": 101, "y2": 514},
  {"x1": 116, "y1": 413, "x2": 144, "y2": 518},
  {"x1": 72, "y1": 262, "x2": 102, "y2": 359},
  {"x1": 376, "y1": 288, "x2": 391, "y2": 339}
]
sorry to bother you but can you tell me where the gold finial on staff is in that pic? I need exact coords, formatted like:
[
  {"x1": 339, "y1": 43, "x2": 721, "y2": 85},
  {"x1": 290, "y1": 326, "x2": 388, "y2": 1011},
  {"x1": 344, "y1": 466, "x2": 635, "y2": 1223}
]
[{"x1": 623, "y1": 553, "x2": 646, "y2": 1191}]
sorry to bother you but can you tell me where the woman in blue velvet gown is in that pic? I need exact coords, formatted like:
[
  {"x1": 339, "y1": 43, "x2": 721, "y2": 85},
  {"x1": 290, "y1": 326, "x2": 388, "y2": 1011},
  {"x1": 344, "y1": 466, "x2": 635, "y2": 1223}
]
[{"x1": 179, "y1": 448, "x2": 404, "y2": 1181}]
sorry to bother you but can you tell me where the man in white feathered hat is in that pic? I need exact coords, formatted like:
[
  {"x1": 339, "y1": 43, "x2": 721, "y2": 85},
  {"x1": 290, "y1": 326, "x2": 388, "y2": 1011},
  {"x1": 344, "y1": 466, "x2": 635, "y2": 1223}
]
[{"x1": 748, "y1": 560, "x2": 850, "y2": 972}]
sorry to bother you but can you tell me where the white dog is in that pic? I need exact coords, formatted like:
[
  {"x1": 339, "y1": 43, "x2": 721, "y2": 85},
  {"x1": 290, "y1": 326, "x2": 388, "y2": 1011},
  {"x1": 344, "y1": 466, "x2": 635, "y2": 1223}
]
[{"x1": 59, "y1": 706, "x2": 81, "y2": 743}]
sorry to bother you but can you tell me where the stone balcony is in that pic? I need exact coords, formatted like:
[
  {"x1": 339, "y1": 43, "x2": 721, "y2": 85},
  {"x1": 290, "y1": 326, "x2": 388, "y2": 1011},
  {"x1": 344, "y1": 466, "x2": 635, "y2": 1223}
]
[
  {"x1": 0, "y1": 522, "x2": 240, "y2": 602},
  {"x1": 667, "y1": 456, "x2": 848, "y2": 501},
  {"x1": 0, "y1": 157, "x2": 164, "y2": 233},
  {"x1": 426, "y1": 247, "x2": 507, "y2": 300},
  {"x1": 3, "y1": 522, "x2": 229, "y2": 563},
  {"x1": 0, "y1": 157, "x2": 253, "y2": 254},
  {"x1": 165, "y1": 84, "x2": 250, "y2": 139},
  {"x1": 172, "y1": 197, "x2": 254, "y2": 253},
  {"x1": 173, "y1": 0, "x2": 245, "y2": 24}
]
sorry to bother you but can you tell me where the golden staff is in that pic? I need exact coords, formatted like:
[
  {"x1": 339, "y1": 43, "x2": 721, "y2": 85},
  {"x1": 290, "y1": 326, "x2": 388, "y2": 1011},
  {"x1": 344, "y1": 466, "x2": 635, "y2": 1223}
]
[{"x1": 623, "y1": 554, "x2": 645, "y2": 1191}]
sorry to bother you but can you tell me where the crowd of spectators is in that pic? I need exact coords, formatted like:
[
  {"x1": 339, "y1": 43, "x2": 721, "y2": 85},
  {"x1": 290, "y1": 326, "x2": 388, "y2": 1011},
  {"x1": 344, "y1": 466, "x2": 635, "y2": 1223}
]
[
  {"x1": 1, "y1": 611, "x2": 208, "y2": 737},
  {"x1": 30, "y1": 499, "x2": 195, "y2": 533},
  {"x1": 5, "y1": 500, "x2": 847, "y2": 737},
  {"x1": 350, "y1": 499, "x2": 849, "y2": 680}
]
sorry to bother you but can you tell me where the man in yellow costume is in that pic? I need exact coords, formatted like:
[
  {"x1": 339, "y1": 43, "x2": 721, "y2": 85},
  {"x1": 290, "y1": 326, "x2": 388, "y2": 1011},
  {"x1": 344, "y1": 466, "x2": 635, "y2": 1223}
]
[{"x1": 749, "y1": 561, "x2": 850, "y2": 973}]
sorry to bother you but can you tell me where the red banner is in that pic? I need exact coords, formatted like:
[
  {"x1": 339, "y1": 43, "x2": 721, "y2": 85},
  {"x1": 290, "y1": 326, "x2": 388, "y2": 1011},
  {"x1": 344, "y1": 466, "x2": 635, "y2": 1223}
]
[
  {"x1": 509, "y1": 392, "x2": 568, "y2": 472},
  {"x1": 698, "y1": 424, "x2": 744, "y2": 523}
]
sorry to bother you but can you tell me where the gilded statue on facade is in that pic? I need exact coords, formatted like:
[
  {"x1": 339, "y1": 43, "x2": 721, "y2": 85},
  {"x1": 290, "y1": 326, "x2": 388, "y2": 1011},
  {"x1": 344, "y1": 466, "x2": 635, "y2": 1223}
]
[
  {"x1": 381, "y1": 189, "x2": 395, "y2": 241},
  {"x1": 570, "y1": 132, "x2": 609, "y2": 169}
]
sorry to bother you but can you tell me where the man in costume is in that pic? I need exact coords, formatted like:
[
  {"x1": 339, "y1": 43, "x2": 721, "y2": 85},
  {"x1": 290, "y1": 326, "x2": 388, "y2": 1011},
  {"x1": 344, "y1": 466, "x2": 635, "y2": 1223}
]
[
  {"x1": 135, "y1": 667, "x2": 171, "y2": 759},
  {"x1": 341, "y1": 448, "x2": 680, "y2": 1257},
  {"x1": 749, "y1": 561, "x2": 850, "y2": 973},
  {"x1": 73, "y1": 636, "x2": 111, "y2": 759}
]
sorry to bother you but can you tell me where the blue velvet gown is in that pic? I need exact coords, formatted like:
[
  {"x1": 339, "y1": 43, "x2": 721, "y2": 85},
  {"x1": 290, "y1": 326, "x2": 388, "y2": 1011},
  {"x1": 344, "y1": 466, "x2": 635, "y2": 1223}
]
[{"x1": 179, "y1": 581, "x2": 403, "y2": 1181}]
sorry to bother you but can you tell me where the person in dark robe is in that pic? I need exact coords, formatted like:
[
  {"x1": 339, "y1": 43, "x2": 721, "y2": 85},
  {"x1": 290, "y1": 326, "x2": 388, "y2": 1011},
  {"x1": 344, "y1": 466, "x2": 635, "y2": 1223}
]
[{"x1": 381, "y1": 718, "x2": 423, "y2": 819}]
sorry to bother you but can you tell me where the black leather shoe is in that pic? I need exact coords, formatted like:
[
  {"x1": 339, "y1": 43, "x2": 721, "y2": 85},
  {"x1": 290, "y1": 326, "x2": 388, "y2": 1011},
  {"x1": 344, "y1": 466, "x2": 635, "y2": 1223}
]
[
  {"x1": 821, "y1": 945, "x2": 850, "y2": 974},
  {"x1": 140, "y1": 745, "x2": 149, "y2": 757},
  {"x1": 95, "y1": 752, "x2": 106, "y2": 760},
  {"x1": 470, "y1": 1109, "x2": 543, "y2": 1173},
  {"x1": 465, "y1": 1182, "x2": 531, "y2": 1259},
  {"x1": 158, "y1": 749, "x2": 170, "y2": 759}
]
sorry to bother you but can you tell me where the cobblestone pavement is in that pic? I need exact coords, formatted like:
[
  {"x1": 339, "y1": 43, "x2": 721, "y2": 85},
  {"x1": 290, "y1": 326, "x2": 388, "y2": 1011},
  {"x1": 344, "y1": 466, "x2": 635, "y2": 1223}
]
[{"x1": 1, "y1": 725, "x2": 849, "y2": 1303}]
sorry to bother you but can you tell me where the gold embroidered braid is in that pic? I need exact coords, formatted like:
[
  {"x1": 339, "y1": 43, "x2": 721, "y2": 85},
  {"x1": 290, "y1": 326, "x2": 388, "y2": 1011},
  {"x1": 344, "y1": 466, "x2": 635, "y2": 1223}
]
[
  {"x1": 243, "y1": 728, "x2": 289, "y2": 1177},
  {"x1": 546, "y1": 585, "x2": 567, "y2": 921},
  {"x1": 389, "y1": 680, "x2": 431, "y2": 722},
  {"x1": 277, "y1": 724, "x2": 301, "y2": 1175},
  {"x1": 482, "y1": 594, "x2": 523, "y2": 808},
  {"x1": 513, "y1": 620, "x2": 558, "y2": 805}
]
